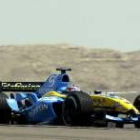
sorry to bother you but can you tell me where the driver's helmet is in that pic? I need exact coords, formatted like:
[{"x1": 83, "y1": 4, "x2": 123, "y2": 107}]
[
  {"x1": 58, "y1": 84, "x2": 80, "y2": 94},
  {"x1": 94, "y1": 90, "x2": 102, "y2": 94}
]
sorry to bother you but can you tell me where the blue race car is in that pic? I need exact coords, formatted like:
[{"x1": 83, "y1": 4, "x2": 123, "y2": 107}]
[
  {"x1": 0, "y1": 68, "x2": 92, "y2": 125},
  {"x1": 0, "y1": 67, "x2": 140, "y2": 128}
]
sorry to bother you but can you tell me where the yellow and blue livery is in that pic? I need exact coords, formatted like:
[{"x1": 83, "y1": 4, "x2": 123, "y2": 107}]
[{"x1": 0, "y1": 67, "x2": 140, "y2": 128}]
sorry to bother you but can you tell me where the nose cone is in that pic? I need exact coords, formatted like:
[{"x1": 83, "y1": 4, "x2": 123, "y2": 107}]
[{"x1": 117, "y1": 98, "x2": 139, "y2": 114}]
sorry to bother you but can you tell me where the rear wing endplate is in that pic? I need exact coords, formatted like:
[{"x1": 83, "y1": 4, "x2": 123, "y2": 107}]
[{"x1": 0, "y1": 82, "x2": 44, "y2": 92}]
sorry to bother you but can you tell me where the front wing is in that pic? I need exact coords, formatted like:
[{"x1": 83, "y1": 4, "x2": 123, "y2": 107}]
[{"x1": 106, "y1": 114, "x2": 140, "y2": 124}]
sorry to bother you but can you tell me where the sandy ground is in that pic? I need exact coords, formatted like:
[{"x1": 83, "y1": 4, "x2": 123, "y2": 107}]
[
  {"x1": 1, "y1": 45, "x2": 140, "y2": 92},
  {"x1": 116, "y1": 91, "x2": 139, "y2": 103}
]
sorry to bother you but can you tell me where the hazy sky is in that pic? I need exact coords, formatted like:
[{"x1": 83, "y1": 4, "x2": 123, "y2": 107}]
[{"x1": 0, "y1": 0, "x2": 140, "y2": 52}]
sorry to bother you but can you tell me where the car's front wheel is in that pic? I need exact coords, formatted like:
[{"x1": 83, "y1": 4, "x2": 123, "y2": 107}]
[
  {"x1": 133, "y1": 95, "x2": 140, "y2": 112},
  {"x1": 134, "y1": 122, "x2": 140, "y2": 128},
  {"x1": 62, "y1": 91, "x2": 93, "y2": 126}
]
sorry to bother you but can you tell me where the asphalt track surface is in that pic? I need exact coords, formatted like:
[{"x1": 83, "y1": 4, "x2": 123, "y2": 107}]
[{"x1": 0, "y1": 124, "x2": 140, "y2": 140}]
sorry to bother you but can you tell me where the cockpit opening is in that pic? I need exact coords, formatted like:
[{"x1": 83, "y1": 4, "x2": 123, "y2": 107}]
[{"x1": 62, "y1": 75, "x2": 70, "y2": 82}]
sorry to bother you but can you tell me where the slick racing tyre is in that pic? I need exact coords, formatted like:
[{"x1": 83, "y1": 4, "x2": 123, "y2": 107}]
[
  {"x1": 0, "y1": 92, "x2": 11, "y2": 124},
  {"x1": 62, "y1": 91, "x2": 93, "y2": 126},
  {"x1": 133, "y1": 95, "x2": 140, "y2": 111},
  {"x1": 135, "y1": 122, "x2": 140, "y2": 128}
]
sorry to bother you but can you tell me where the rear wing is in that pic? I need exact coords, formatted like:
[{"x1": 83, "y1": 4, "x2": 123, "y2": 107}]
[{"x1": 0, "y1": 82, "x2": 44, "y2": 92}]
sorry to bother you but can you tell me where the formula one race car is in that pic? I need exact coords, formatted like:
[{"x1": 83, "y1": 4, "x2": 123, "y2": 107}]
[{"x1": 0, "y1": 67, "x2": 140, "y2": 128}]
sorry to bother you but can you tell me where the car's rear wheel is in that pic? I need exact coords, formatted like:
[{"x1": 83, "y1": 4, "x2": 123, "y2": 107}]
[
  {"x1": 0, "y1": 93, "x2": 11, "y2": 124},
  {"x1": 62, "y1": 91, "x2": 93, "y2": 126},
  {"x1": 134, "y1": 122, "x2": 140, "y2": 128},
  {"x1": 133, "y1": 95, "x2": 140, "y2": 111}
]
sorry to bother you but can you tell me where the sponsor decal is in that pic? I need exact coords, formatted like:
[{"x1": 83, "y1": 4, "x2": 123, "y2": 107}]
[
  {"x1": 42, "y1": 97, "x2": 58, "y2": 101},
  {"x1": 111, "y1": 102, "x2": 120, "y2": 108},
  {"x1": 28, "y1": 104, "x2": 48, "y2": 117},
  {"x1": 1, "y1": 82, "x2": 42, "y2": 91},
  {"x1": 93, "y1": 98, "x2": 105, "y2": 106},
  {"x1": 47, "y1": 75, "x2": 56, "y2": 87},
  {"x1": 38, "y1": 75, "x2": 56, "y2": 95}
]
